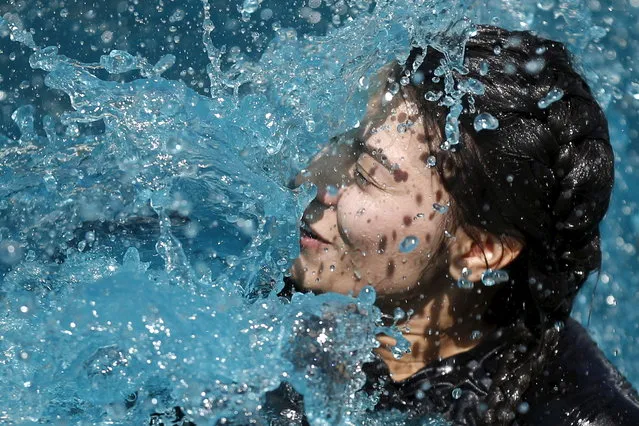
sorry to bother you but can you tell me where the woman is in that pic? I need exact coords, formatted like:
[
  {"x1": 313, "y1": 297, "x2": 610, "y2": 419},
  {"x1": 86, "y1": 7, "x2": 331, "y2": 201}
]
[{"x1": 288, "y1": 26, "x2": 639, "y2": 425}]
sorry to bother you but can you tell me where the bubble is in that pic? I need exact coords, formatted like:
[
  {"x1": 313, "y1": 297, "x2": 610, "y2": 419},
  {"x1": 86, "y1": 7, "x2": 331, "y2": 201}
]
[
  {"x1": 473, "y1": 112, "x2": 499, "y2": 132},
  {"x1": 538, "y1": 88, "x2": 564, "y2": 109},
  {"x1": 451, "y1": 388, "x2": 462, "y2": 399},
  {"x1": 399, "y1": 236, "x2": 419, "y2": 253},
  {"x1": 0, "y1": 240, "x2": 23, "y2": 265}
]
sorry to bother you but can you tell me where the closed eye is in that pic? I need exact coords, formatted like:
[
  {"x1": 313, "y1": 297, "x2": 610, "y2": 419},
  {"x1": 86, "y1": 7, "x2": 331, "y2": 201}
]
[{"x1": 354, "y1": 164, "x2": 370, "y2": 187}]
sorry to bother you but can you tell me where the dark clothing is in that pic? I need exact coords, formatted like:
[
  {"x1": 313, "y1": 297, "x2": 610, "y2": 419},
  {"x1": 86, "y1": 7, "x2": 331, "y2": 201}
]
[
  {"x1": 363, "y1": 318, "x2": 639, "y2": 425},
  {"x1": 152, "y1": 318, "x2": 639, "y2": 425}
]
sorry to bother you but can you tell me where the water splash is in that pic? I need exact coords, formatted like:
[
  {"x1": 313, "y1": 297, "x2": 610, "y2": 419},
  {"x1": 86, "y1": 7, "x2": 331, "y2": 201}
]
[{"x1": 1, "y1": 0, "x2": 638, "y2": 423}]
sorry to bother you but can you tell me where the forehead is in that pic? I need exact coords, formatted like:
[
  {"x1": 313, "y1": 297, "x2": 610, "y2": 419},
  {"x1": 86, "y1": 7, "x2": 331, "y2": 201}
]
[{"x1": 360, "y1": 99, "x2": 430, "y2": 168}]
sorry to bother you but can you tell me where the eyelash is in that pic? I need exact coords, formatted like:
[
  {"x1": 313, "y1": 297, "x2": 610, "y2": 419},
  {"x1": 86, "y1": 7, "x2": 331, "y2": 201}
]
[{"x1": 354, "y1": 166, "x2": 370, "y2": 187}]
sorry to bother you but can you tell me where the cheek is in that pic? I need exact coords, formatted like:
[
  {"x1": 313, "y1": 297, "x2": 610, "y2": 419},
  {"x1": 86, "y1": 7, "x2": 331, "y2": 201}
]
[{"x1": 337, "y1": 191, "x2": 391, "y2": 252}]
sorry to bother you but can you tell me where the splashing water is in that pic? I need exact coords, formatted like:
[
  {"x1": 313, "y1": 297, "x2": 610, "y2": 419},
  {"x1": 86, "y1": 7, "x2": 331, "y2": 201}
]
[{"x1": 1, "y1": 0, "x2": 639, "y2": 424}]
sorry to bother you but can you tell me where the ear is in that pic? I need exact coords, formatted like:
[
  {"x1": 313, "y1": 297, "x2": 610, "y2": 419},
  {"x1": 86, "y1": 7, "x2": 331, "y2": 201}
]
[{"x1": 447, "y1": 227, "x2": 524, "y2": 283}]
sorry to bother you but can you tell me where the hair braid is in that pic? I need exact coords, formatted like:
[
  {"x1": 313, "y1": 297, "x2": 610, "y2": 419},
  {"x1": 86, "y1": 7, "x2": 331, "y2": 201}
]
[{"x1": 400, "y1": 25, "x2": 614, "y2": 425}]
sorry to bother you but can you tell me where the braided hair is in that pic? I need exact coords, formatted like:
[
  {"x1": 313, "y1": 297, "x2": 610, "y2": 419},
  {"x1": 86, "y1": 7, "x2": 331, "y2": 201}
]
[{"x1": 398, "y1": 26, "x2": 614, "y2": 424}]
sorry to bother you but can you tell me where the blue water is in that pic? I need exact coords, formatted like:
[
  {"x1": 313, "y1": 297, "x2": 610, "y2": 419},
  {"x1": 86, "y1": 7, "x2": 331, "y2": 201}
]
[{"x1": 0, "y1": 0, "x2": 638, "y2": 424}]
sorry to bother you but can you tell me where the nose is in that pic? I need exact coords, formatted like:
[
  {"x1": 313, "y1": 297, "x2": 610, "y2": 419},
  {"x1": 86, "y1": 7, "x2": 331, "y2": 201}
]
[{"x1": 292, "y1": 138, "x2": 358, "y2": 207}]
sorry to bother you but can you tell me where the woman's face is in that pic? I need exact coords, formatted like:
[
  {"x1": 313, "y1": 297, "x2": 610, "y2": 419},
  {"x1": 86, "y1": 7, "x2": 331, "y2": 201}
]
[{"x1": 290, "y1": 97, "x2": 450, "y2": 298}]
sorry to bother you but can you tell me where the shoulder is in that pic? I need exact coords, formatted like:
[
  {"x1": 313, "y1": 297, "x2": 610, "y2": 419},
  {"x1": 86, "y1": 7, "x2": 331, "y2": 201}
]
[{"x1": 519, "y1": 318, "x2": 639, "y2": 426}]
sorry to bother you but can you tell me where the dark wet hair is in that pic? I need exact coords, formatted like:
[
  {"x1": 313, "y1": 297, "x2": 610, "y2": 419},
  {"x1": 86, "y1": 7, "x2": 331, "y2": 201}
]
[{"x1": 397, "y1": 25, "x2": 614, "y2": 424}]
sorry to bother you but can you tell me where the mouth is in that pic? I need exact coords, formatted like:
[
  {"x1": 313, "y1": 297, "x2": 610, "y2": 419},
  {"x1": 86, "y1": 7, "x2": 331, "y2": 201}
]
[{"x1": 300, "y1": 219, "x2": 331, "y2": 247}]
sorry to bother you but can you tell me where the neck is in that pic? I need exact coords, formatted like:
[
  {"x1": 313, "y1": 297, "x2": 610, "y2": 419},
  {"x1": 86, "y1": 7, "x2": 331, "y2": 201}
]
[{"x1": 375, "y1": 291, "x2": 495, "y2": 382}]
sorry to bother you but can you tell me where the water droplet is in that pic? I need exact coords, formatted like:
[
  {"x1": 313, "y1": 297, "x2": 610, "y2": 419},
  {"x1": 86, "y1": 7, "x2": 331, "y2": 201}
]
[
  {"x1": 100, "y1": 50, "x2": 138, "y2": 74},
  {"x1": 241, "y1": 0, "x2": 260, "y2": 14},
  {"x1": 457, "y1": 267, "x2": 473, "y2": 289},
  {"x1": 525, "y1": 58, "x2": 545, "y2": 75},
  {"x1": 393, "y1": 307, "x2": 405, "y2": 322},
  {"x1": 329, "y1": 265, "x2": 336, "y2": 272},
  {"x1": 400, "y1": 76, "x2": 410, "y2": 86},
  {"x1": 358, "y1": 285, "x2": 376, "y2": 305},
  {"x1": 169, "y1": 8, "x2": 186, "y2": 23},
  {"x1": 426, "y1": 155, "x2": 437, "y2": 168},
  {"x1": 473, "y1": 112, "x2": 499, "y2": 132},
  {"x1": 481, "y1": 269, "x2": 509, "y2": 286},
  {"x1": 432, "y1": 203, "x2": 449, "y2": 214},
  {"x1": 536, "y1": 0, "x2": 555, "y2": 11},
  {"x1": 399, "y1": 236, "x2": 419, "y2": 253},
  {"x1": 479, "y1": 61, "x2": 490, "y2": 76},
  {"x1": 397, "y1": 121, "x2": 414, "y2": 133},
  {"x1": 325, "y1": 185, "x2": 339, "y2": 197},
  {"x1": 471, "y1": 330, "x2": 482, "y2": 340},
  {"x1": 424, "y1": 90, "x2": 442, "y2": 101},
  {"x1": 462, "y1": 78, "x2": 485, "y2": 95},
  {"x1": 452, "y1": 388, "x2": 462, "y2": 399},
  {"x1": 538, "y1": 88, "x2": 564, "y2": 109},
  {"x1": 457, "y1": 278, "x2": 474, "y2": 289},
  {"x1": 0, "y1": 240, "x2": 23, "y2": 265},
  {"x1": 626, "y1": 81, "x2": 639, "y2": 100},
  {"x1": 517, "y1": 402, "x2": 530, "y2": 414}
]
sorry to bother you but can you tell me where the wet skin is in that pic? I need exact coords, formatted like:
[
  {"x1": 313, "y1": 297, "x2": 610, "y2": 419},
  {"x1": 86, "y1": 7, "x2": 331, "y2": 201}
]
[
  {"x1": 289, "y1": 89, "x2": 524, "y2": 381},
  {"x1": 290, "y1": 98, "x2": 451, "y2": 301}
]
